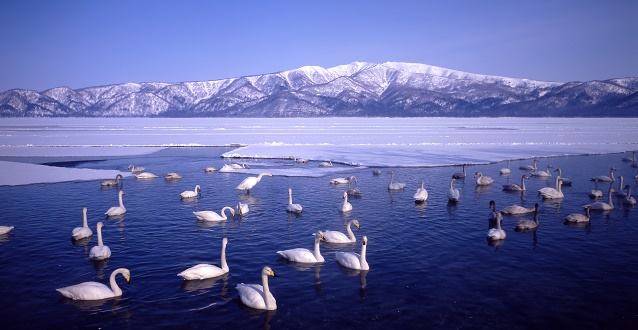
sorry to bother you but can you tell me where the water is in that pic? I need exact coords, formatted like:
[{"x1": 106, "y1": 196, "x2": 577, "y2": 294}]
[{"x1": 1, "y1": 147, "x2": 638, "y2": 329}]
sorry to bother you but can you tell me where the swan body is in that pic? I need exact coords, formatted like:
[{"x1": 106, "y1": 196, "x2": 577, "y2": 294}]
[
  {"x1": 0, "y1": 226, "x2": 14, "y2": 235},
  {"x1": 165, "y1": 172, "x2": 182, "y2": 180},
  {"x1": 277, "y1": 232, "x2": 325, "y2": 264},
  {"x1": 320, "y1": 219, "x2": 360, "y2": 244},
  {"x1": 372, "y1": 169, "x2": 382, "y2": 176},
  {"x1": 219, "y1": 164, "x2": 236, "y2": 173},
  {"x1": 347, "y1": 177, "x2": 362, "y2": 197},
  {"x1": 105, "y1": 190, "x2": 126, "y2": 216},
  {"x1": 452, "y1": 164, "x2": 467, "y2": 179},
  {"x1": 414, "y1": 180, "x2": 428, "y2": 202},
  {"x1": 341, "y1": 191, "x2": 353, "y2": 212},
  {"x1": 72, "y1": 207, "x2": 93, "y2": 240},
  {"x1": 237, "y1": 203, "x2": 250, "y2": 215},
  {"x1": 236, "y1": 266, "x2": 277, "y2": 310},
  {"x1": 519, "y1": 159, "x2": 538, "y2": 171},
  {"x1": 501, "y1": 204, "x2": 535, "y2": 215},
  {"x1": 531, "y1": 165, "x2": 552, "y2": 178},
  {"x1": 487, "y1": 212, "x2": 506, "y2": 241},
  {"x1": 128, "y1": 164, "x2": 145, "y2": 173},
  {"x1": 335, "y1": 236, "x2": 369, "y2": 270},
  {"x1": 448, "y1": 178, "x2": 460, "y2": 203},
  {"x1": 101, "y1": 174, "x2": 123, "y2": 187},
  {"x1": 330, "y1": 176, "x2": 354, "y2": 185},
  {"x1": 503, "y1": 175, "x2": 527, "y2": 191},
  {"x1": 589, "y1": 181, "x2": 603, "y2": 199},
  {"x1": 614, "y1": 176, "x2": 626, "y2": 197},
  {"x1": 57, "y1": 268, "x2": 131, "y2": 301},
  {"x1": 193, "y1": 207, "x2": 235, "y2": 222},
  {"x1": 565, "y1": 207, "x2": 591, "y2": 223},
  {"x1": 295, "y1": 157, "x2": 308, "y2": 164},
  {"x1": 499, "y1": 160, "x2": 511, "y2": 175},
  {"x1": 135, "y1": 172, "x2": 158, "y2": 179},
  {"x1": 388, "y1": 171, "x2": 406, "y2": 191},
  {"x1": 178, "y1": 237, "x2": 229, "y2": 280},
  {"x1": 584, "y1": 189, "x2": 614, "y2": 211},
  {"x1": 205, "y1": 166, "x2": 217, "y2": 173},
  {"x1": 515, "y1": 204, "x2": 540, "y2": 231},
  {"x1": 591, "y1": 168, "x2": 615, "y2": 183},
  {"x1": 538, "y1": 176, "x2": 564, "y2": 199},
  {"x1": 475, "y1": 172, "x2": 494, "y2": 186},
  {"x1": 180, "y1": 185, "x2": 201, "y2": 199},
  {"x1": 230, "y1": 163, "x2": 248, "y2": 169},
  {"x1": 286, "y1": 188, "x2": 303, "y2": 214},
  {"x1": 319, "y1": 161, "x2": 333, "y2": 167},
  {"x1": 553, "y1": 168, "x2": 572, "y2": 186},
  {"x1": 89, "y1": 222, "x2": 111, "y2": 260},
  {"x1": 624, "y1": 185, "x2": 637, "y2": 206},
  {"x1": 236, "y1": 173, "x2": 272, "y2": 192}
]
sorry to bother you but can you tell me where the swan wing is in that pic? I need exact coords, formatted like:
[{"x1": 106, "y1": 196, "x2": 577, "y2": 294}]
[
  {"x1": 57, "y1": 281, "x2": 114, "y2": 300},
  {"x1": 236, "y1": 283, "x2": 267, "y2": 310},
  {"x1": 89, "y1": 245, "x2": 111, "y2": 260},
  {"x1": 72, "y1": 227, "x2": 93, "y2": 240},
  {"x1": 335, "y1": 252, "x2": 361, "y2": 269},
  {"x1": 105, "y1": 206, "x2": 125, "y2": 216},
  {"x1": 323, "y1": 230, "x2": 351, "y2": 243},
  {"x1": 236, "y1": 177, "x2": 257, "y2": 190},
  {"x1": 565, "y1": 214, "x2": 588, "y2": 223},
  {"x1": 193, "y1": 211, "x2": 222, "y2": 221},
  {"x1": 287, "y1": 204, "x2": 303, "y2": 213},
  {"x1": 487, "y1": 228, "x2": 506, "y2": 240},
  {"x1": 277, "y1": 248, "x2": 319, "y2": 263},
  {"x1": 178, "y1": 264, "x2": 226, "y2": 280}
]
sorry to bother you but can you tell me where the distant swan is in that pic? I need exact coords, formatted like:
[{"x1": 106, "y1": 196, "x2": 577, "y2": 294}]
[
  {"x1": 320, "y1": 219, "x2": 360, "y2": 244},
  {"x1": 330, "y1": 176, "x2": 355, "y2": 185},
  {"x1": 499, "y1": 160, "x2": 511, "y2": 175},
  {"x1": 277, "y1": 231, "x2": 325, "y2": 264},
  {"x1": 0, "y1": 226, "x2": 14, "y2": 235},
  {"x1": 519, "y1": 159, "x2": 538, "y2": 171},
  {"x1": 531, "y1": 165, "x2": 552, "y2": 178},
  {"x1": 319, "y1": 160, "x2": 333, "y2": 167},
  {"x1": 584, "y1": 188, "x2": 614, "y2": 211},
  {"x1": 388, "y1": 171, "x2": 406, "y2": 191},
  {"x1": 452, "y1": 164, "x2": 467, "y2": 179},
  {"x1": 193, "y1": 207, "x2": 235, "y2": 222},
  {"x1": 501, "y1": 203, "x2": 535, "y2": 215},
  {"x1": 553, "y1": 168, "x2": 572, "y2": 186},
  {"x1": 236, "y1": 266, "x2": 277, "y2": 310},
  {"x1": 335, "y1": 236, "x2": 369, "y2": 270},
  {"x1": 219, "y1": 164, "x2": 236, "y2": 173},
  {"x1": 614, "y1": 176, "x2": 626, "y2": 197},
  {"x1": 135, "y1": 172, "x2": 158, "y2": 179},
  {"x1": 474, "y1": 172, "x2": 494, "y2": 186},
  {"x1": 503, "y1": 175, "x2": 527, "y2": 191},
  {"x1": 236, "y1": 202, "x2": 249, "y2": 215},
  {"x1": 105, "y1": 190, "x2": 126, "y2": 216},
  {"x1": 565, "y1": 206, "x2": 591, "y2": 223},
  {"x1": 128, "y1": 164, "x2": 145, "y2": 173},
  {"x1": 89, "y1": 222, "x2": 111, "y2": 260},
  {"x1": 341, "y1": 191, "x2": 353, "y2": 212},
  {"x1": 101, "y1": 174, "x2": 123, "y2": 187},
  {"x1": 205, "y1": 166, "x2": 217, "y2": 173},
  {"x1": 72, "y1": 207, "x2": 93, "y2": 240},
  {"x1": 591, "y1": 167, "x2": 615, "y2": 183},
  {"x1": 623, "y1": 185, "x2": 636, "y2": 206},
  {"x1": 180, "y1": 185, "x2": 201, "y2": 199},
  {"x1": 178, "y1": 237, "x2": 229, "y2": 280},
  {"x1": 589, "y1": 180, "x2": 603, "y2": 199},
  {"x1": 538, "y1": 176, "x2": 564, "y2": 199},
  {"x1": 448, "y1": 178, "x2": 460, "y2": 203},
  {"x1": 515, "y1": 203, "x2": 540, "y2": 231},
  {"x1": 295, "y1": 157, "x2": 309, "y2": 164},
  {"x1": 414, "y1": 180, "x2": 428, "y2": 203},
  {"x1": 347, "y1": 177, "x2": 362, "y2": 197},
  {"x1": 165, "y1": 172, "x2": 182, "y2": 180},
  {"x1": 236, "y1": 173, "x2": 272, "y2": 193},
  {"x1": 487, "y1": 212, "x2": 506, "y2": 241},
  {"x1": 286, "y1": 188, "x2": 303, "y2": 214},
  {"x1": 57, "y1": 268, "x2": 131, "y2": 301}
]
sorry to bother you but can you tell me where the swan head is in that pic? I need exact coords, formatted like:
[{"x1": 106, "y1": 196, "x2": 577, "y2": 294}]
[
  {"x1": 262, "y1": 266, "x2": 277, "y2": 277},
  {"x1": 489, "y1": 200, "x2": 495, "y2": 209},
  {"x1": 119, "y1": 268, "x2": 132, "y2": 284},
  {"x1": 195, "y1": 185, "x2": 201, "y2": 193},
  {"x1": 362, "y1": 236, "x2": 368, "y2": 246},
  {"x1": 116, "y1": 174, "x2": 124, "y2": 180},
  {"x1": 315, "y1": 231, "x2": 325, "y2": 241},
  {"x1": 343, "y1": 191, "x2": 348, "y2": 199},
  {"x1": 97, "y1": 221, "x2": 104, "y2": 229},
  {"x1": 222, "y1": 237, "x2": 228, "y2": 245},
  {"x1": 118, "y1": 190, "x2": 125, "y2": 197},
  {"x1": 263, "y1": 172, "x2": 273, "y2": 177},
  {"x1": 534, "y1": 203, "x2": 540, "y2": 211},
  {"x1": 351, "y1": 219, "x2": 361, "y2": 229},
  {"x1": 474, "y1": 172, "x2": 481, "y2": 177}
]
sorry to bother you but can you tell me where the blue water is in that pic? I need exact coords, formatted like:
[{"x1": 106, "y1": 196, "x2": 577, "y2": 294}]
[{"x1": 1, "y1": 148, "x2": 638, "y2": 329}]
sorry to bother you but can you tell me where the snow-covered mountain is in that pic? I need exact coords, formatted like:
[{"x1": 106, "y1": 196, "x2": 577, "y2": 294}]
[{"x1": 1, "y1": 61, "x2": 636, "y2": 117}]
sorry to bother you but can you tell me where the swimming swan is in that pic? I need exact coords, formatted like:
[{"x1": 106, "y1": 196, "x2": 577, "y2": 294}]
[
  {"x1": 583, "y1": 188, "x2": 614, "y2": 211},
  {"x1": 0, "y1": 226, "x2": 14, "y2": 235},
  {"x1": 105, "y1": 190, "x2": 126, "y2": 217},
  {"x1": 487, "y1": 212, "x2": 506, "y2": 241},
  {"x1": 178, "y1": 237, "x2": 229, "y2": 280},
  {"x1": 320, "y1": 219, "x2": 360, "y2": 244},
  {"x1": 56, "y1": 268, "x2": 131, "y2": 301},
  {"x1": 193, "y1": 207, "x2": 235, "y2": 222},
  {"x1": 236, "y1": 173, "x2": 272, "y2": 193},
  {"x1": 591, "y1": 167, "x2": 615, "y2": 183},
  {"x1": 501, "y1": 204, "x2": 535, "y2": 215},
  {"x1": 165, "y1": 172, "x2": 182, "y2": 180},
  {"x1": 72, "y1": 207, "x2": 93, "y2": 240},
  {"x1": 589, "y1": 180, "x2": 603, "y2": 199},
  {"x1": 319, "y1": 161, "x2": 333, "y2": 167},
  {"x1": 180, "y1": 185, "x2": 201, "y2": 199},
  {"x1": 623, "y1": 185, "x2": 636, "y2": 206},
  {"x1": 236, "y1": 266, "x2": 277, "y2": 310},
  {"x1": 128, "y1": 164, "x2": 145, "y2": 173},
  {"x1": 475, "y1": 172, "x2": 494, "y2": 186},
  {"x1": 538, "y1": 176, "x2": 564, "y2": 199},
  {"x1": 519, "y1": 159, "x2": 538, "y2": 171},
  {"x1": 205, "y1": 166, "x2": 217, "y2": 173},
  {"x1": 565, "y1": 206, "x2": 591, "y2": 223},
  {"x1": 341, "y1": 191, "x2": 353, "y2": 212},
  {"x1": 135, "y1": 172, "x2": 158, "y2": 179},
  {"x1": 515, "y1": 204, "x2": 540, "y2": 231},
  {"x1": 89, "y1": 222, "x2": 111, "y2": 260},
  {"x1": 237, "y1": 203, "x2": 250, "y2": 215},
  {"x1": 448, "y1": 178, "x2": 460, "y2": 203},
  {"x1": 388, "y1": 171, "x2": 406, "y2": 191},
  {"x1": 553, "y1": 168, "x2": 572, "y2": 186},
  {"x1": 330, "y1": 176, "x2": 355, "y2": 185},
  {"x1": 101, "y1": 174, "x2": 123, "y2": 187},
  {"x1": 499, "y1": 160, "x2": 511, "y2": 175},
  {"x1": 503, "y1": 175, "x2": 527, "y2": 191},
  {"x1": 286, "y1": 188, "x2": 303, "y2": 214},
  {"x1": 335, "y1": 236, "x2": 369, "y2": 270},
  {"x1": 452, "y1": 164, "x2": 467, "y2": 179},
  {"x1": 531, "y1": 165, "x2": 552, "y2": 178},
  {"x1": 277, "y1": 231, "x2": 325, "y2": 264},
  {"x1": 414, "y1": 180, "x2": 428, "y2": 203}
]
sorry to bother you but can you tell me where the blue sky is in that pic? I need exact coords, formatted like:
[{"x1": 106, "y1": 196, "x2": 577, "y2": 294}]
[{"x1": 1, "y1": 0, "x2": 636, "y2": 91}]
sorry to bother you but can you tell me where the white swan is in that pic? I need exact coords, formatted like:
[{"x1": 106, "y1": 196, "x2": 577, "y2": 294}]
[
  {"x1": 519, "y1": 159, "x2": 538, "y2": 171},
  {"x1": 347, "y1": 177, "x2": 362, "y2": 197},
  {"x1": 515, "y1": 204, "x2": 540, "y2": 231},
  {"x1": 101, "y1": 174, "x2": 123, "y2": 187},
  {"x1": 589, "y1": 180, "x2": 603, "y2": 199},
  {"x1": 501, "y1": 204, "x2": 535, "y2": 215},
  {"x1": 193, "y1": 207, "x2": 235, "y2": 222},
  {"x1": 286, "y1": 188, "x2": 303, "y2": 214},
  {"x1": 341, "y1": 191, "x2": 353, "y2": 212},
  {"x1": 319, "y1": 160, "x2": 333, "y2": 167},
  {"x1": 236, "y1": 173, "x2": 272, "y2": 193},
  {"x1": 584, "y1": 188, "x2": 614, "y2": 211},
  {"x1": 623, "y1": 185, "x2": 637, "y2": 206},
  {"x1": 165, "y1": 172, "x2": 182, "y2": 180},
  {"x1": 180, "y1": 185, "x2": 201, "y2": 199},
  {"x1": 335, "y1": 236, "x2": 369, "y2": 270},
  {"x1": 320, "y1": 219, "x2": 360, "y2": 244},
  {"x1": 57, "y1": 268, "x2": 131, "y2": 301},
  {"x1": 488, "y1": 200, "x2": 499, "y2": 224},
  {"x1": 128, "y1": 164, "x2": 145, "y2": 173},
  {"x1": 372, "y1": 169, "x2": 382, "y2": 176},
  {"x1": 565, "y1": 206, "x2": 591, "y2": 223},
  {"x1": 388, "y1": 171, "x2": 406, "y2": 191},
  {"x1": 614, "y1": 176, "x2": 626, "y2": 197},
  {"x1": 205, "y1": 166, "x2": 217, "y2": 173},
  {"x1": 72, "y1": 207, "x2": 93, "y2": 240},
  {"x1": 414, "y1": 180, "x2": 428, "y2": 203},
  {"x1": 487, "y1": 212, "x2": 506, "y2": 241},
  {"x1": 0, "y1": 226, "x2": 14, "y2": 235},
  {"x1": 452, "y1": 164, "x2": 467, "y2": 179},
  {"x1": 475, "y1": 172, "x2": 494, "y2": 186},
  {"x1": 330, "y1": 176, "x2": 355, "y2": 185},
  {"x1": 89, "y1": 222, "x2": 111, "y2": 260},
  {"x1": 135, "y1": 171, "x2": 158, "y2": 179},
  {"x1": 105, "y1": 190, "x2": 126, "y2": 216},
  {"x1": 218, "y1": 164, "x2": 236, "y2": 173},
  {"x1": 503, "y1": 175, "x2": 527, "y2": 191},
  {"x1": 499, "y1": 160, "x2": 511, "y2": 175},
  {"x1": 178, "y1": 237, "x2": 229, "y2": 280},
  {"x1": 448, "y1": 178, "x2": 460, "y2": 203},
  {"x1": 237, "y1": 202, "x2": 250, "y2": 215},
  {"x1": 295, "y1": 157, "x2": 309, "y2": 164},
  {"x1": 236, "y1": 266, "x2": 277, "y2": 310},
  {"x1": 277, "y1": 231, "x2": 325, "y2": 264},
  {"x1": 531, "y1": 165, "x2": 552, "y2": 178},
  {"x1": 591, "y1": 167, "x2": 615, "y2": 183},
  {"x1": 230, "y1": 163, "x2": 248, "y2": 169},
  {"x1": 553, "y1": 168, "x2": 572, "y2": 186},
  {"x1": 538, "y1": 176, "x2": 564, "y2": 199}
]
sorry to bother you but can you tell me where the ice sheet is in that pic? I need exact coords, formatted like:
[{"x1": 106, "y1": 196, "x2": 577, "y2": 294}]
[{"x1": 0, "y1": 161, "x2": 130, "y2": 186}]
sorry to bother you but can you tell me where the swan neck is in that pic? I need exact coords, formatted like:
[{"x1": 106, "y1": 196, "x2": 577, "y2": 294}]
[
  {"x1": 261, "y1": 272, "x2": 271, "y2": 309},
  {"x1": 314, "y1": 236, "x2": 324, "y2": 261},
  {"x1": 110, "y1": 269, "x2": 123, "y2": 297},
  {"x1": 360, "y1": 242, "x2": 369, "y2": 270},
  {"x1": 82, "y1": 208, "x2": 88, "y2": 228},
  {"x1": 521, "y1": 177, "x2": 526, "y2": 190},
  {"x1": 97, "y1": 225, "x2": 104, "y2": 246},
  {"x1": 118, "y1": 192, "x2": 124, "y2": 208},
  {"x1": 220, "y1": 240, "x2": 228, "y2": 272},
  {"x1": 609, "y1": 191, "x2": 613, "y2": 207},
  {"x1": 346, "y1": 221, "x2": 355, "y2": 241},
  {"x1": 221, "y1": 207, "x2": 231, "y2": 219},
  {"x1": 256, "y1": 173, "x2": 264, "y2": 181},
  {"x1": 450, "y1": 179, "x2": 454, "y2": 189},
  {"x1": 288, "y1": 189, "x2": 293, "y2": 204}
]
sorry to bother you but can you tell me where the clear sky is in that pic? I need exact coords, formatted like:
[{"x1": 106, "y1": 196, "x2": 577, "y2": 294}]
[{"x1": 1, "y1": 0, "x2": 637, "y2": 91}]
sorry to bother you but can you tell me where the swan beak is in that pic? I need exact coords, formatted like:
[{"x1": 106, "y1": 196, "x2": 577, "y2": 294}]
[
  {"x1": 271, "y1": 271, "x2": 278, "y2": 277},
  {"x1": 127, "y1": 277, "x2": 132, "y2": 284}
]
